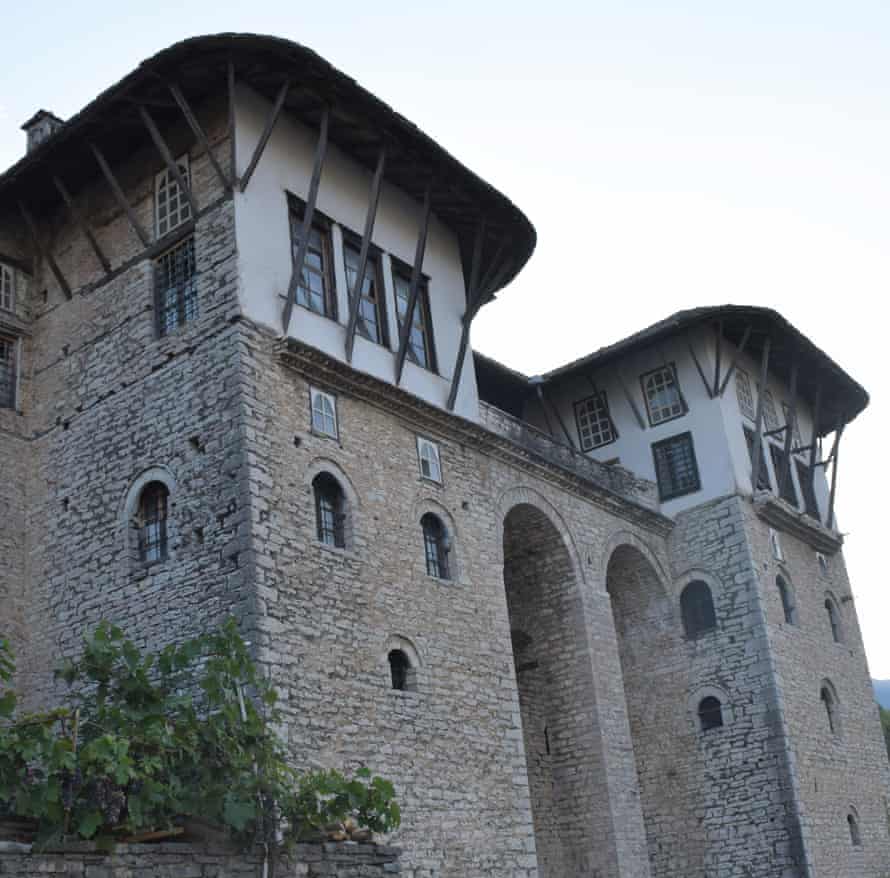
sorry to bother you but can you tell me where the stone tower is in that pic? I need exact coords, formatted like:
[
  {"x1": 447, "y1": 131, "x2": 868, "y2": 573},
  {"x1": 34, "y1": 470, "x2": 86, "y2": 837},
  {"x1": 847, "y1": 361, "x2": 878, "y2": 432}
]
[{"x1": 0, "y1": 33, "x2": 887, "y2": 878}]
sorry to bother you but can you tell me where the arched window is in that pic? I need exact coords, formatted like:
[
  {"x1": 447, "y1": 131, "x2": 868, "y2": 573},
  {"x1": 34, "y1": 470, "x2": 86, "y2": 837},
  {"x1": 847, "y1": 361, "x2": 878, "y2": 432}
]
[
  {"x1": 698, "y1": 696, "x2": 724, "y2": 732},
  {"x1": 821, "y1": 682, "x2": 840, "y2": 736},
  {"x1": 825, "y1": 596, "x2": 843, "y2": 643},
  {"x1": 847, "y1": 809, "x2": 861, "y2": 846},
  {"x1": 313, "y1": 473, "x2": 345, "y2": 548},
  {"x1": 138, "y1": 482, "x2": 169, "y2": 564},
  {"x1": 680, "y1": 580, "x2": 717, "y2": 639},
  {"x1": 388, "y1": 649, "x2": 412, "y2": 691},
  {"x1": 777, "y1": 575, "x2": 796, "y2": 625},
  {"x1": 421, "y1": 512, "x2": 451, "y2": 579}
]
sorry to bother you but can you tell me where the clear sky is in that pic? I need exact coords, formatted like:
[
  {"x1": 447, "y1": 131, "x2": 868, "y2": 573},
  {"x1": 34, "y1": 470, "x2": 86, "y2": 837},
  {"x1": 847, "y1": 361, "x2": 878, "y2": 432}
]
[{"x1": 3, "y1": 2, "x2": 888, "y2": 676}]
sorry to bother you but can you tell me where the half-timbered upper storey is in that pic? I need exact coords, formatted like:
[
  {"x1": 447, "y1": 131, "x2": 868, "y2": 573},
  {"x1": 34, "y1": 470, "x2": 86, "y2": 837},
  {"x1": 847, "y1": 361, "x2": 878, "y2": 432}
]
[{"x1": 0, "y1": 33, "x2": 535, "y2": 420}]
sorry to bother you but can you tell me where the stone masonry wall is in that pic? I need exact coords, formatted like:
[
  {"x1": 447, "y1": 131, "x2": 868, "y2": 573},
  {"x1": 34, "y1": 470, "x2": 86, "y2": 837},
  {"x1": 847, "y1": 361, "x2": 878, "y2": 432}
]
[{"x1": 743, "y1": 503, "x2": 890, "y2": 877}]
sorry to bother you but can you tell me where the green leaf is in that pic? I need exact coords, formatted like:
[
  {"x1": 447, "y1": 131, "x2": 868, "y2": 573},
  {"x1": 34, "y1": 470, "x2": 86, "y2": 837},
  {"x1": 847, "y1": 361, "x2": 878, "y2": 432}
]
[
  {"x1": 77, "y1": 809, "x2": 103, "y2": 839},
  {"x1": 223, "y1": 792, "x2": 256, "y2": 832}
]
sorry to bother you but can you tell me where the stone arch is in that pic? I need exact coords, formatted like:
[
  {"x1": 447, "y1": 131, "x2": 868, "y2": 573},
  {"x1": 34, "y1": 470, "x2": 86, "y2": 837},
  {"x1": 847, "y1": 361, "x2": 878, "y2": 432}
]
[
  {"x1": 606, "y1": 542, "x2": 706, "y2": 877},
  {"x1": 501, "y1": 495, "x2": 604, "y2": 877},
  {"x1": 383, "y1": 634, "x2": 422, "y2": 693},
  {"x1": 119, "y1": 466, "x2": 177, "y2": 567},
  {"x1": 305, "y1": 457, "x2": 360, "y2": 550},
  {"x1": 688, "y1": 683, "x2": 734, "y2": 731},
  {"x1": 824, "y1": 590, "x2": 844, "y2": 643}
]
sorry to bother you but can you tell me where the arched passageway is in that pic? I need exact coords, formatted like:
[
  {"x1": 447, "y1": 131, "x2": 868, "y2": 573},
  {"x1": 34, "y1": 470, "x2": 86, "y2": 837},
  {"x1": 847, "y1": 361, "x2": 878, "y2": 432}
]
[
  {"x1": 502, "y1": 503, "x2": 608, "y2": 878},
  {"x1": 606, "y1": 545, "x2": 705, "y2": 876}
]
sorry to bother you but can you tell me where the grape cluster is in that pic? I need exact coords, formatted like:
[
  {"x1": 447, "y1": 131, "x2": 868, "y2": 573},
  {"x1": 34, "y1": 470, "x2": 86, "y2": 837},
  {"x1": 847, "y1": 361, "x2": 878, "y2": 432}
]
[
  {"x1": 60, "y1": 768, "x2": 83, "y2": 810},
  {"x1": 85, "y1": 777, "x2": 127, "y2": 826}
]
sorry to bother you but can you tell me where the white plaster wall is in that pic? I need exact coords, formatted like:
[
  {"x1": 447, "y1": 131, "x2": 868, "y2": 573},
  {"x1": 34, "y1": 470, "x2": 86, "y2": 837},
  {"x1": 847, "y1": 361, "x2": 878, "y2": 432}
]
[
  {"x1": 533, "y1": 325, "x2": 834, "y2": 522},
  {"x1": 232, "y1": 84, "x2": 479, "y2": 419}
]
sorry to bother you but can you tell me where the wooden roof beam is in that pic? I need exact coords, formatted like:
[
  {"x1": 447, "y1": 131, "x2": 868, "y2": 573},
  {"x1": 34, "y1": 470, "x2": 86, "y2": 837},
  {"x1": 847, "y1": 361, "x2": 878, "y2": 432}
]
[
  {"x1": 239, "y1": 77, "x2": 291, "y2": 192},
  {"x1": 52, "y1": 174, "x2": 111, "y2": 274},
  {"x1": 138, "y1": 105, "x2": 198, "y2": 218},
  {"x1": 18, "y1": 201, "x2": 72, "y2": 300},
  {"x1": 750, "y1": 336, "x2": 771, "y2": 494},
  {"x1": 168, "y1": 81, "x2": 233, "y2": 193},
  {"x1": 89, "y1": 142, "x2": 151, "y2": 247}
]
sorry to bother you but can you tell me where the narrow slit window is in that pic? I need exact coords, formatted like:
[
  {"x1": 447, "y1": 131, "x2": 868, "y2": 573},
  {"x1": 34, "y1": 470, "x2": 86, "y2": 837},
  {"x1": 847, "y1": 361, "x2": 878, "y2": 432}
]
[
  {"x1": 821, "y1": 683, "x2": 840, "y2": 736},
  {"x1": 641, "y1": 364, "x2": 686, "y2": 426},
  {"x1": 574, "y1": 391, "x2": 616, "y2": 450},
  {"x1": 155, "y1": 156, "x2": 191, "y2": 237},
  {"x1": 344, "y1": 240, "x2": 387, "y2": 346},
  {"x1": 847, "y1": 811, "x2": 861, "y2": 847},
  {"x1": 421, "y1": 512, "x2": 451, "y2": 580},
  {"x1": 417, "y1": 436, "x2": 442, "y2": 483},
  {"x1": 313, "y1": 473, "x2": 346, "y2": 548},
  {"x1": 138, "y1": 482, "x2": 169, "y2": 564},
  {"x1": 0, "y1": 264, "x2": 14, "y2": 312},
  {"x1": 825, "y1": 597, "x2": 843, "y2": 644},
  {"x1": 777, "y1": 575, "x2": 796, "y2": 625},
  {"x1": 680, "y1": 580, "x2": 717, "y2": 639},
  {"x1": 388, "y1": 649, "x2": 411, "y2": 691},
  {"x1": 393, "y1": 266, "x2": 436, "y2": 371},
  {"x1": 652, "y1": 432, "x2": 701, "y2": 501},
  {"x1": 155, "y1": 235, "x2": 198, "y2": 336},
  {"x1": 698, "y1": 696, "x2": 724, "y2": 732},
  {"x1": 310, "y1": 388, "x2": 338, "y2": 439},
  {"x1": 0, "y1": 335, "x2": 17, "y2": 410},
  {"x1": 289, "y1": 201, "x2": 336, "y2": 319}
]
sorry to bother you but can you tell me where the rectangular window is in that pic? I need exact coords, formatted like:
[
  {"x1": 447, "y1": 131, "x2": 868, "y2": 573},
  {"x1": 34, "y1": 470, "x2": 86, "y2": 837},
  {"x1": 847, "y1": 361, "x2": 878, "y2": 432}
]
[
  {"x1": 155, "y1": 235, "x2": 198, "y2": 336},
  {"x1": 768, "y1": 443, "x2": 799, "y2": 506},
  {"x1": 743, "y1": 427, "x2": 771, "y2": 491},
  {"x1": 735, "y1": 369, "x2": 755, "y2": 420},
  {"x1": 651, "y1": 432, "x2": 700, "y2": 501},
  {"x1": 574, "y1": 391, "x2": 616, "y2": 451},
  {"x1": 782, "y1": 402, "x2": 803, "y2": 449},
  {"x1": 641, "y1": 364, "x2": 686, "y2": 426},
  {"x1": 393, "y1": 266, "x2": 437, "y2": 371},
  {"x1": 417, "y1": 436, "x2": 442, "y2": 483},
  {"x1": 288, "y1": 201, "x2": 336, "y2": 319},
  {"x1": 795, "y1": 459, "x2": 820, "y2": 519},
  {"x1": 344, "y1": 239, "x2": 387, "y2": 346},
  {"x1": 0, "y1": 264, "x2": 14, "y2": 312},
  {"x1": 310, "y1": 387, "x2": 338, "y2": 439},
  {"x1": 760, "y1": 388, "x2": 779, "y2": 432},
  {"x1": 155, "y1": 156, "x2": 191, "y2": 238},
  {"x1": 0, "y1": 335, "x2": 16, "y2": 410}
]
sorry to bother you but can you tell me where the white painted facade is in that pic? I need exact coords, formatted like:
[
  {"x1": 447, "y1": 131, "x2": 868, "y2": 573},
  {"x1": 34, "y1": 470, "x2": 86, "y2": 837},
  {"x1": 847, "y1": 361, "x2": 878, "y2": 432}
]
[{"x1": 232, "y1": 84, "x2": 480, "y2": 420}]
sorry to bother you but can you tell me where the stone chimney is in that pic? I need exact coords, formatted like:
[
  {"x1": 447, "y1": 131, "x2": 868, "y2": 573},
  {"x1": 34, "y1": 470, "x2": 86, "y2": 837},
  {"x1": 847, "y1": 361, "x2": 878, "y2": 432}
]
[{"x1": 21, "y1": 110, "x2": 64, "y2": 153}]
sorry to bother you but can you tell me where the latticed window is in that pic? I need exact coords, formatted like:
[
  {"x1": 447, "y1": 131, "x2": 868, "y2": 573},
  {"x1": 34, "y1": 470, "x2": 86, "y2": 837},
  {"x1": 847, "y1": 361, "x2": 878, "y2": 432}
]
[
  {"x1": 641, "y1": 365, "x2": 685, "y2": 426},
  {"x1": 138, "y1": 482, "x2": 169, "y2": 564},
  {"x1": 393, "y1": 268, "x2": 436, "y2": 371},
  {"x1": 155, "y1": 158, "x2": 191, "y2": 237},
  {"x1": 698, "y1": 696, "x2": 724, "y2": 731},
  {"x1": 289, "y1": 206, "x2": 336, "y2": 318},
  {"x1": 388, "y1": 650, "x2": 411, "y2": 691},
  {"x1": 310, "y1": 387, "x2": 338, "y2": 438},
  {"x1": 735, "y1": 369, "x2": 755, "y2": 420},
  {"x1": 574, "y1": 391, "x2": 616, "y2": 451},
  {"x1": 345, "y1": 242, "x2": 386, "y2": 346},
  {"x1": 313, "y1": 473, "x2": 346, "y2": 548},
  {"x1": 761, "y1": 389, "x2": 779, "y2": 432},
  {"x1": 0, "y1": 264, "x2": 14, "y2": 312},
  {"x1": 421, "y1": 512, "x2": 451, "y2": 580},
  {"x1": 681, "y1": 580, "x2": 717, "y2": 639},
  {"x1": 769, "y1": 443, "x2": 798, "y2": 507},
  {"x1": 777, "y1": 575, "x2": 796, "y2": 625},
  {"x1": 417, "y1": 436, "x2": 442, "y2": 483},
  {"x1": 0, "y1": 335, "x2": 16, "y2": 410},
  {"x1": 155, "y1": 236, "x2": 197, "y2": 336},
  {"x1": 652, "y1": 432, "x2": 700, "y2": 501}
]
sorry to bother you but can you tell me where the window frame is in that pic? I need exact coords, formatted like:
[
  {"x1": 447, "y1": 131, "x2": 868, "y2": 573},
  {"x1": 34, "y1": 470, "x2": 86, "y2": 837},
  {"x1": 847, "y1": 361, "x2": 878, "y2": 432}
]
[
  {"x1": 820, "y1": 682, "x2": 840, "y2": 737},
  {"x1": 573, "y1": 390, "x2": 617, "y2": 451},
  {"x1": 287, "y1": 194, "x2": 338, "y2": 321},
  {"x1": 154, "y1": 154, "x2": 192, "y2": 238},
  {"x1": 768, "y1": 442, "x2": 799, "y2": 507},
  {"x1": 155, "y1": 234, "x2": 198, "y2": 337},
  {"x1": 0, "y1": 263, "x2": 14, "y2": 312},
  {"x1": 421, "y1": 512, "x2": 451, "y2": 580},
  {"x1": 342, "y1": 232, "x2": 388, "y2": 348},
  {"x1": 680, "y1": 580, "x2": 718, "y2": 640},
  {"x1": 743, "y1": 426, "x2": 772, "y2": 491},
  {"x1": 825, "y1": 594, "x2": 843, "y2": 644},
  {"x1": 640, "y1": 363, "x2": 687, "y2": 427},
  {"x1": 697, "y1": 696, "x2": 725, "y2": 732},
  {"x1": 795, "y1": 458, "x2": 820, "y2": 519},
  {"x1": 309, "y1": 387, "x2": 339, "y2": 440},
  {"x1": 312, "y1": 472, "x2": 346, "y2": 549},
  {"x1": 651, "y1": 431, "x2": 701, "y2": 502},
  {"x1": 0, "y1": 333, "x2": 18, "y2": 411},
  {"x1": 777, "y1": 574, "x2": 796, "y2": 626},
  {"x1": 137, "y1": 481, "x2": 170, "y2": 566},
  {"x1": 416, "y1": 436, "x2": 443, "y2": 484},
  {"x1": 391, "y1": 258, "x2": 438, "y2": 373}
]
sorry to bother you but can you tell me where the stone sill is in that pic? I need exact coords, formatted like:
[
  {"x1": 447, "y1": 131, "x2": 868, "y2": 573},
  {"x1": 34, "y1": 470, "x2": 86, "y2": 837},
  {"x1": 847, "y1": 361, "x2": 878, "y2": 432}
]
[{"x1": 752, "y1": 491, "x2": 843, "y2": 554}]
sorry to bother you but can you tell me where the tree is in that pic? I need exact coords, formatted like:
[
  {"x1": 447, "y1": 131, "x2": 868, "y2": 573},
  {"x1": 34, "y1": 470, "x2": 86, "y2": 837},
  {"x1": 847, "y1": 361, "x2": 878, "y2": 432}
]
[{"x1": 881, "y1": 706, "x2": 890, "y2": 764}]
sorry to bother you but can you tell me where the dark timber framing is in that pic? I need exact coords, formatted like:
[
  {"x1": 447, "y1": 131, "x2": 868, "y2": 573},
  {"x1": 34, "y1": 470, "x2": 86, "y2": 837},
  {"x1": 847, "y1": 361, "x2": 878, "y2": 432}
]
[
  {"x1": 717, "y1": 325, "x2": 752, "y2": 396},
  {"x1": 777, "y1": 355, "x2": 798, "y2": 502},
  {"x1": 138, "y1": 104, "x2": 198, "y2": 219},
  {"x1": 536, "y1": 384, "x2": 576, "y2": 450},
  {"x1": 618, "y1": 371, "x2": 647, "y2": 430},
  {"x1": 750, "y1": 336, "x2": 771, "y2": 494},
  {"x1": 827, "y1": 418, "x2": 844, "y2": 529},
  {"x1": 18, "y1": 201, "x2": 72, "y2": 299},
  {"x1": 52, "y1": 174, "x2": 111, "y2": 274},
  {"x1": 239, "y1": 78, "x2": 290, "y2": 192},
  {"x1": 808, "y1": 384, "x2": 822, "y2": 501},
  {"x1": 90, "y1": 142, "x2": 151, "y2": 247},
  {"x1": 227, "y1": 60, "x2": 237, "y2": 187},
  {"x1": 687, "y1": 333, "x2": 713, "y2": 398},
  {"x1": 712, "y1": 320, "x2": 723, "y2": 398},
  {"x1": 394, "y1": 186, "x2": 432, "y2": 384},
  {"x1": 344, "y1": 146, "x2": 387, "y2": 363},
  {"x1": 281, "y1": 105, "x2": 330, "y2": 335},
  {"x1": 168, "y1": 81, "x2": 233, "y2": 192}
]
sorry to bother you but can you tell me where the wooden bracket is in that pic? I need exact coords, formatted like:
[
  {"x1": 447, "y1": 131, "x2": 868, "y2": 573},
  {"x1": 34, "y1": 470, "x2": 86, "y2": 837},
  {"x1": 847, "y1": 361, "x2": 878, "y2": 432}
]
[
  {"x1": 687, "y1": 334, "x2": 713, "y2": 398},
  {"x1": 750, "y1": 336, "x2": 771, "y2": 494},
  {"x1": 344, "y1": 147, "x2": 387, "y2": 363},
  {"x1": 537, "y1": 385, "x2": 576, "y2": 449},
  {"x1": 139, "y1": 105, "x2": 198, "y2": 218},
  {"x1": 52, "y1": 175, "x2": 111, "y2": 273},
  {"x1": 228, "y1": 61, "x2": 238, "y2": 187},
  {"x1": 18, "y1": 202, "x2": 72, "y2": 300},
  {"x1": 717, "y1": 325, "x2": 752, "y2": 396},
  {"x1": 712, "y1": 320, "x2": 723, "y2": 397},
  {"x1": 90, "y1": 142, "x2": 151, "y2": 247},
  {"x1": 240, "y1": 78, "x2": 290, "y2": 192},
  {"x1": 168, "y1": 82, "x2": 233, "y2": 192},
  {"x1": 777, "y1": 355, "x2": 798, "y2": 501}
]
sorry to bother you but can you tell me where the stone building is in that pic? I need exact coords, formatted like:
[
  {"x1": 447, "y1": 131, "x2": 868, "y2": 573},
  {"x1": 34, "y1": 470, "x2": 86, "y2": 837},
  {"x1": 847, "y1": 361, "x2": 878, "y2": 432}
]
[{"x1": 0, "y1": 32, "x2": 887, "y2": 878}]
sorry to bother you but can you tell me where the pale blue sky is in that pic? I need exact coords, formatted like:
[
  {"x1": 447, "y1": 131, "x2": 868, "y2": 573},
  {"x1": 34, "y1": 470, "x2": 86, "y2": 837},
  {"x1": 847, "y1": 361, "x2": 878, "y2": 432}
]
[{"x1": 3, "y1": 2, "x2": 889, "y2": 675}]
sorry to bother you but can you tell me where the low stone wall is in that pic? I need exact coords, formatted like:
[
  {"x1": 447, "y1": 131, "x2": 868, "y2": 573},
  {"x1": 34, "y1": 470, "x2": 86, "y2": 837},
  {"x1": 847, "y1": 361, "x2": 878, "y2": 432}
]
[{"x1": 0, "y1": 840, "x2": 401, "y2": 876}]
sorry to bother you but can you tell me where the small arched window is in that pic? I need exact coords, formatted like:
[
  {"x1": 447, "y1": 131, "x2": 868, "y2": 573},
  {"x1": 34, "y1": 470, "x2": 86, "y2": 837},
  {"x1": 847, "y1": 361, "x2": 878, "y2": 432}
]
[
  {"x1": 313, "y1": 473, "x2": 345, "y2": 548},
  {"x1": 825, "y1": 596, "x2": 843, "y2": 643},
  {"x1": 388, "y1": 649, "x2": 412, "y2": 691},
  {"x1": 847, "y1": 810, "x2": 862, "y2": 846},
  {"x1": 680, "y1": 580, "x2": 717, "y2": 639},
  {"x1": 777, "y1": 575, "x2": 796, "y2": 625},
  {"x1": 138, "y1": 482, "x2": 169, "y2": 564},
  {"x1": 421, "y1": 513, "x2": 451, "y2": 580},
  {"x1": 821, "y1": 683, "x2": 840, "y2": 736},
  {"x1": 698, "y1": 696, "x2": 724, "y2": 732}
]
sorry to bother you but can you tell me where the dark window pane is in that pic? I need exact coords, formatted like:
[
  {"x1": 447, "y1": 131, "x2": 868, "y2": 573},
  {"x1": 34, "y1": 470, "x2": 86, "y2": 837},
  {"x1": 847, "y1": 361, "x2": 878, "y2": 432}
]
[
  {"x1": 345, "y1": 243, "x2": 385, "y2": 345},
  {"x1": 681, "y1": 580, "x2": 717, "y2": 639},
  {"x1": 795, "y1": 460, "x2": 820, "y2": 519},
  {"x1": 290, "y1": 208, "x2": 335, "y2": 319},
  {"x1": 313, "y1": 473, "x2": 345, "y2": 548},
  {"x1": 743, "y1": 427, "x2": 771, "y2": 491},
  {"x1": 769, "y1": 443, "x2": 799, "y2": 506},
  {"x1": 388, "y1": 650, "x2": 410, "y2": 691},
  {"x1": 155, "y1": 236, "x2": 197, "y2": 336},
  {"x1": 777, "y1": 576, "x2": 795, "y2": 625},
  {"x1": 421, "y1": 513, "x2": 450, "y2": 579},
  {"x1": 652, "y1": 433, "x2": 700, "y2": 501},
  {"x1": 394, "y1": 269, "x2": 435, "y2": 370},
  {"x1": 138, "y1": 482, "x2": 169, "y2": 564},
  {"x1": 0, "y1": 336, "x2": 16, "y2": 409},
  {"x1": 698, "y1": 696, "x2": 724, "y2": 731}
]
